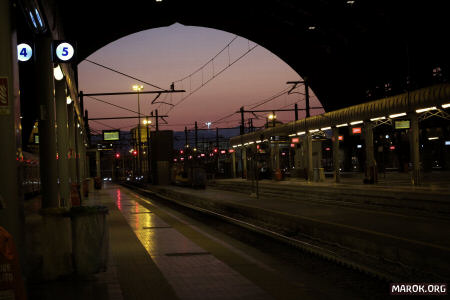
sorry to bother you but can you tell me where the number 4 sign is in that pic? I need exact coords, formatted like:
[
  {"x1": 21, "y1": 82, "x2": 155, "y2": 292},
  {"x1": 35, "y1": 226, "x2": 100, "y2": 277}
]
[
  {"x1": 52, "y1": 41, "x2": 76, "y2": 63},
  {"x1": 17, "y1": 43, "x2": 33, "y2": 62}
]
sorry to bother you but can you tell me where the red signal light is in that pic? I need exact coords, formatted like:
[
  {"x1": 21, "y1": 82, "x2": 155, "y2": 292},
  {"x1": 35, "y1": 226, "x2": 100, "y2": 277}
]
[
  {"x1": 115, "y1": 153, "x2": 120, "y2": 158},
  {"x1": 213, "y1": 148, "x2": 218, "y2": 153},
  {"x1": 180, "y1": 150, "x2": 184, "y2": 154},
  {"x1": 132, "y1": 150, "x2": 137, "y2": 156}
]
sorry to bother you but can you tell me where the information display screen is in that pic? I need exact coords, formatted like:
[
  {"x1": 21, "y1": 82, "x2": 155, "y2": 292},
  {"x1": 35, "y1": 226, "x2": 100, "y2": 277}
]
[
  {"x1": 395, "y1": 120, "x2": 410, "y2": 129},
  {"x1": 103, "y1": 130, "x2": 120, "y2": 141}
]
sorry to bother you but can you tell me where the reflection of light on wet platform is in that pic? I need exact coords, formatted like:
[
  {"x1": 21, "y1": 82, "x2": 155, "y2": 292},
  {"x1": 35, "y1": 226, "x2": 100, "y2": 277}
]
[{"x1": 111, "y1": 187, "x2": 270, "y2": 300}]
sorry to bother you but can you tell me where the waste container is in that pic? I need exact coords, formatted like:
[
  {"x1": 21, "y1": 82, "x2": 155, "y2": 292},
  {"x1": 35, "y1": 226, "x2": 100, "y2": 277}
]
[
  {"x1": 82, "y1": 179, "x2": 89, "y2": 198},
  {"x1": 94, "y1": 177, "x2": 102, "y2": 189},
  {"x1": 71, "y1": 206, "x2": 109, "y2": 275},
  {"x1": 71, "y1": 183, "x2": 81, "y2": 206},
  {"x1": 274, "y1": 169, "x2": 282, "y2": 181}
]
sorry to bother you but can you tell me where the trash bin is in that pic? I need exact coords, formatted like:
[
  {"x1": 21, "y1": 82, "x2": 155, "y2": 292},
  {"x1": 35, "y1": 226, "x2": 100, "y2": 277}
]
[
  {"x1": 70, "y1": 206, "x2": 109, "y2": 275},
  {"x1": 274, "y1": 168, "x2": 282, "y2": 181},
  {"x1": 71, "y1": 183, "x2": 81, "y2": 206},
  {"x1": 82, "y1": 179, "x2": 89, "y2": 198},
  {"x1": 39, "y1": 208, "x2": 73, "y2": 280},
  {"x1": 94, "y1": 177, "x2": 102, "y2": 190}
]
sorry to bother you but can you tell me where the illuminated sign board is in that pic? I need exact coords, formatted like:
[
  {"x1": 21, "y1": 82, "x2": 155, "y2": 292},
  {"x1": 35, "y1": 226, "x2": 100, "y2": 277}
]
[
  {"x1": 52, "y1": 41, "x2": 76, "y2": 63},
  {"x1": 290, "y1": 143, "x2": 295, "y2": 148},
  {"x1": 34, "y1": 135, "x2": 39, "y2": 144},
  {"x1": 17, "y1": 43, "x2": 33, "y2": 62},
  {"x1": 220, "y1": 150, "x2": 226, "y2": 154},
  {"x1": 291, "y1": 137, "x2": 300, "y2": 143},
  {"x1": 445, "y1": 141, "x2": 450, "y2": 146},
  {"x1": 390, "y1": 146, "x2": 396, "y2": 150},
  {"x1": 103, "y1": 130, "x2": 120, "y2": 141},
  {"x1": 228, "y1": 149, "x2": 235, "y2": 153},
  {"x1": 338, "y1": 135, "x2": 343, "y2": 141},
  {"x1": 352, "y1": 127, "x2": 361, "y2": 134},
  {"x1": 395, "y1": 120, "x2": 410, "y2": 129}
]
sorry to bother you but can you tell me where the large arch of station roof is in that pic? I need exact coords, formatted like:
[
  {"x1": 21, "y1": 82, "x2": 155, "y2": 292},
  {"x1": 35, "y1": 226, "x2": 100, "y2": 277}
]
[{"x1": 57, "y1": 0, "x2": 449, "y2": 112}]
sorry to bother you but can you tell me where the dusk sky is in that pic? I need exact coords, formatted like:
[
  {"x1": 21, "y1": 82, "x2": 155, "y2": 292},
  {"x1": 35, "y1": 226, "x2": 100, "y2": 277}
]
[{"x1": 78, "y1": 23, "x2": 324, "y2": 134}]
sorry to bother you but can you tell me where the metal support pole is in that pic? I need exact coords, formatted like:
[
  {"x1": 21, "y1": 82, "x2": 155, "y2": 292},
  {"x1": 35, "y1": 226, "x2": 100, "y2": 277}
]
[
  {"x1": 155, "y1": 109, "x2": 159, "y2": 132},
  {"x1": 195, "y1": 121, "x2": 198, "y2": 149},
  {"x1": 55, "y1": 80, "x2": 70, "y2": 207},
  {"x1": 184, "y1": 126, "x2": 188, "y2": 147},
  {"x1": 240, "y1": 106, "x2": 245, "y2": 135},
  {"x1": 231, "y1": 151, "x2": 236, "y2": 178},
  {"x1": 364, "y1": 121, "x2": 376, "y2": 183},
  {"x1": 216, "y1": 128, "x2": 219, "y2": 148},
  {"x1": 295, "y1": 103, "x2": 298, "y2": 121},
  {"x1": 409, "y1": 113, "x2": 421, "y2": 185},
  {"x1": 36, "y1": 36, "x2": 59, "y2": 208},
  {"x1": 242, "y1": 147, "x2": 247, "y2": 178},
  {"x1": 146, "y1": 117, "x2": 151, "y2": 183},
  {"x1": 306, "y1": 132, "x2": 313, "y2": 181},
  {"x1": 137, "y1": 91, "x2": 142, "y2": 178},
  {"x1": 332, "y1": 127, "x2": 341, "y2": 183},
  {"x1": 305, "y1": 80, "x2": 310, "y2": 118},
  {"x1": 95, "y1": 150, "x2": 100, "y2": 178}
]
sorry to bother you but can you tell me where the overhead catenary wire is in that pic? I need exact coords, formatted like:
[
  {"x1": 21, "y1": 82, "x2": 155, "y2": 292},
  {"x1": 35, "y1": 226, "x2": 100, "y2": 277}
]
[
  {"x1": 85, "y1": 95, "x2": 145, "y2": 116},
  {"x1": 84, "y1": 59, "x2": 167, "y2": 91},
  {"x1": 166, "y1": 37, "x2": 259, "y2": 114}
]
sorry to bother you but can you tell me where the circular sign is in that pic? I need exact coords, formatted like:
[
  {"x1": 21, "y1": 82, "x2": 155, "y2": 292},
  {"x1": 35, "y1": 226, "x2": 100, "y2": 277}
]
[
  {"x1": 55, "y1": 42, "x2": 74, "y2": 61},
  {"x1": 17, "y1": 43, "x2": 33, "y2": 62}
]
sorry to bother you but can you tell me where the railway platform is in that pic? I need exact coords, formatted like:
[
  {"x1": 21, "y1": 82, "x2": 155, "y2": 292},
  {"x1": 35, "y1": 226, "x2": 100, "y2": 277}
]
[{"x1": 25, "y1": 184, "x2": 329, "y2": 300}]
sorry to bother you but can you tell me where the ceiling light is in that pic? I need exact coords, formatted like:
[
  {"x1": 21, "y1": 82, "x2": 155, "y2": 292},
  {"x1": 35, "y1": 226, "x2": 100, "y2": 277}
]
[
  {"x1": 336, "y1": 123, "x2": 348, "y2": 127},
  {"x1": 297, "y1": 131, "x2": 306, "y2": 135},
  {"x1": 350, "y1": 120, "x2": 363, "y2": 125},
  {"x1": 389, "y1": 112, "x2": 407, "y2": 118},
  {"x1": 416, "y1": 107, "x2": 437, "y2": 113},
  {"x1": 441, "y1": 103, "x2": 450, "y2": 108},
  {"x1": 370, "y1": 116, "x2": 385, "y2": 121},
  {"x1": 53, "y1": 65, "x2": 64, "y2": 81}
]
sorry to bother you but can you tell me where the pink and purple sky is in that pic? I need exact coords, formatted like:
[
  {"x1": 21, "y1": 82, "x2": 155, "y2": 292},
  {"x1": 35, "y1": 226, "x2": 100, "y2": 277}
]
[{"x1": 78, "y1": 23, "x2": 323, "y2": 133}]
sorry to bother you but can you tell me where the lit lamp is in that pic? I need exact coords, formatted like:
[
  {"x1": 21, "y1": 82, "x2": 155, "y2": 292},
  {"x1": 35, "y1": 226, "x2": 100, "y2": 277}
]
[
  {"x1": 268, "y1": 112, "x2": 276, "y2": 127},
  {"x1": 53, "y1": 65, "x2": 64, "y2": 80}
]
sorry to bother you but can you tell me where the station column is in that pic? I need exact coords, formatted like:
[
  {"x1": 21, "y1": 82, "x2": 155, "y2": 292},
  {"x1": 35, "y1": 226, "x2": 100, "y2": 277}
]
[
  {"x1": 0, "y1": 0, "x2": 24, "y2": 253},
  {"x1": 55, "y1": 80, "x2": 70, "y2": 207},
  {"x1": 67, "y1": 103, "x2": 77, "y2": 184},
  {"x1": 231, "y1": 150, "x2": 236, "y2": 178},
  {"x1": 306, "y1": 133, "x2": 313, "y2": 181},
  {"x1": 332, "y1": 127, "x2": 341, "y2": 183},
  {"x1": 35, "y1": 36, "x2": 59, "y2": 208},
  {"x1": 364, "y1": 121, "x2": 377, "y2": 183},
  {"x1": 409, "y1": 113, "x2": 421, "y2": 185},
  {"x1": 242, "y1": 147, "x2": 247, "y2": 178}
]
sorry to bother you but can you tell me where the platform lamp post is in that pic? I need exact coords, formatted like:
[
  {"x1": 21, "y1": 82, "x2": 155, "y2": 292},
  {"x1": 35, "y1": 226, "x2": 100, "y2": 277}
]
[
  {"x1": 143, "y1": 117, "x2": 152, "y2": 183},
  {"x1": 133, "y1": 84, "x2": 143, "y2": 180}
]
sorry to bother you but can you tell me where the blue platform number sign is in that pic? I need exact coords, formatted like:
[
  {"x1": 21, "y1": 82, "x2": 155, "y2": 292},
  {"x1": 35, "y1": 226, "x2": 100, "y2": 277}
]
[
  {"x1": 17, "y1": 43, "x2": 33, "y2": 62},
  {"x1": 55, "y1": 42, "x2": 74, "y2": 62}
]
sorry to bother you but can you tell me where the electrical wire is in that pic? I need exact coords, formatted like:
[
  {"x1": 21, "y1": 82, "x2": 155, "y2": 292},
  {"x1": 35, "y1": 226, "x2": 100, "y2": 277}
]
[{"x1": 84, "y1": 59, "x2": 167, "y2": 91}]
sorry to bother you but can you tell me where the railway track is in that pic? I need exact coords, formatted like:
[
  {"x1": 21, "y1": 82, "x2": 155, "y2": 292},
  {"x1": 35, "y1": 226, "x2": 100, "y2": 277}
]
[{"x1": 121, "y1": 182, "x2": 446, "y2": 285}]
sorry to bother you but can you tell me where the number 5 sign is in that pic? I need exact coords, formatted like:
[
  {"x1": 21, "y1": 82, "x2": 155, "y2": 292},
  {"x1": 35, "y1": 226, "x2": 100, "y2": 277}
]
[{"x1": 52, "y1": 41, "x2": 76, "y2": 63}]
